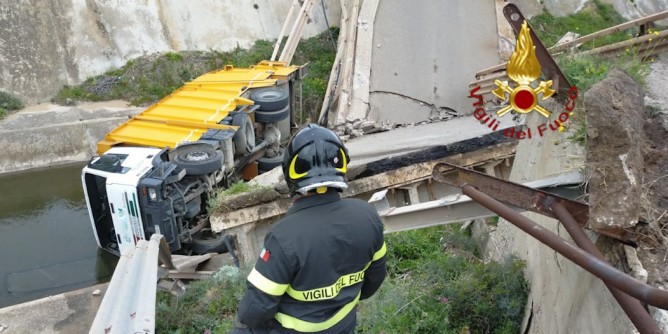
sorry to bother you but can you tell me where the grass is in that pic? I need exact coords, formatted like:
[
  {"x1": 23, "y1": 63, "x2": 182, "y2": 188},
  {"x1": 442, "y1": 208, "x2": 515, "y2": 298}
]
[
  {"x1": 527, "y1": 2, "x2": 654, "y2": 146},
  {"x1": 206, "y1": 180, "x2": 272, "y2": 213},
  {"x1": 52, "y1": 28, "x2": 338, "y2": 122},
  {"x1": 529, "y1": 0, "x2": 628, "y2": 50},
  {"x1": 357, "y1": 225, "x2": 528, "y2": 334},
  {"x1": 156, "y1": 225, "x2": 529, "y2": 334},
  {"x1": 156, "y1": 265, "x2": 248, "y2": 334}
]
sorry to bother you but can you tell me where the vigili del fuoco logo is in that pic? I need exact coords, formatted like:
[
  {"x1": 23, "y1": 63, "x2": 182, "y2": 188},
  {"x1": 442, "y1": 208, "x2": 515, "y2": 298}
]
[{"x1": 469, "y1": 21, "x2": 579, "y2": 139}]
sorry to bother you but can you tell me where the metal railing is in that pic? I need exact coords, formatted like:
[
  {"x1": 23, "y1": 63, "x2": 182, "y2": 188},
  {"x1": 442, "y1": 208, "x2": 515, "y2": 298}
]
[{"x1": 89, "y1": 234, "x2": 174, "y2": 334}]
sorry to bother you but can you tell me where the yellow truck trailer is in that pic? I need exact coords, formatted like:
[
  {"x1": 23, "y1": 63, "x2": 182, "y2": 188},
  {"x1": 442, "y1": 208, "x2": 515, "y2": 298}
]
[{"x1": 81, "y1": 60, "x2": 306, "y2": 257}]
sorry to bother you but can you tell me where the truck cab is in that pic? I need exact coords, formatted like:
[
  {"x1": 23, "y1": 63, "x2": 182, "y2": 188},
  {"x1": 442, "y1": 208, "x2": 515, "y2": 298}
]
[{"x1": 82, "y1": 61, "x2": 306, "y2": 256}]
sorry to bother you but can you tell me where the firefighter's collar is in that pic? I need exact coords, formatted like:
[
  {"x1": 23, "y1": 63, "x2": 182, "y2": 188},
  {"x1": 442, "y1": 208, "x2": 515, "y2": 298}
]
[{"x1": 287, "y1": 188, "x2": 341, "y2": 214}]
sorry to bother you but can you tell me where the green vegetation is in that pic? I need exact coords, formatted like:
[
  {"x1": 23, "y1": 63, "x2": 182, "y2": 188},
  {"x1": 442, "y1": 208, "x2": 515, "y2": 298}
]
[
  {"x1": 529, "y1": 2, "x2": 654, "y2": 146},
  {"x1": 0, "y1": 91, "x2": 24, "y2": 118},
  {"x1": 529, "y1": 0, "x2": 628, "y2": 50},
  {"x1": 291, "y1": 28, "x2": 339, "y2": 122},
  {"x1": 357, "y1": 225, "x2": 528, "y2": 334},
  {"x1": 156, "y1": 225, "x2": 529, "y2": 334},
  {"x1": 206, "y1": 181, "x2": 271, "y2": 212},
  {"x1": 53, "y1": 28, "x2": 339, "y2": 122},
  {"x1": 156, "y1": 266, "x2": 247, "y2": 334}
]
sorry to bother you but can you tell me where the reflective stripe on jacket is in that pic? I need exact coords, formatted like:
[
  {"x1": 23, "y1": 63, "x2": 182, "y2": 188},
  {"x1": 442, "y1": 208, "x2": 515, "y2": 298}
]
[{"x1": 237, "y1": 189, "x2": 387, "y2": 333}]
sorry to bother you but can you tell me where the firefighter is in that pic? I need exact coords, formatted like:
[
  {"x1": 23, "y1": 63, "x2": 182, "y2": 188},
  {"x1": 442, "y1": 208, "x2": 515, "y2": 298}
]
[{"x1": 231, "y1": 123, "x2": 387, "y2": 333}]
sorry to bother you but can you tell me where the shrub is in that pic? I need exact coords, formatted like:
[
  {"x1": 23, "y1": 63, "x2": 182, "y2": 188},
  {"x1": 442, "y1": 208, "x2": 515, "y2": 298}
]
[
  {"x1": 0, "y1": 91, "x2": 24, "y2": 111},
  {"x1": 357, "y1": 225, "x2": 529, "y2": 334},
  {"x1": 156, "y1": 266, "x2": 247, "y2": 334},
  {"x1": 53, "y1": 29, "x2": 337, "y2": 115}
]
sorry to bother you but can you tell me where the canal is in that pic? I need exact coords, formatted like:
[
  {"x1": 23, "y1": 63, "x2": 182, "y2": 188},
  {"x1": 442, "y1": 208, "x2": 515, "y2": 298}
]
[{"x1": 0, "y1": 163, "x2": 117, "y2": 308}]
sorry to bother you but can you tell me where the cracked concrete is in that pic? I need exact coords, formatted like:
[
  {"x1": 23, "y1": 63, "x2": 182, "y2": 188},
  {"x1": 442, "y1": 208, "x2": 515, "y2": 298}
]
[{"x1": 367, "y1": 0, "x2": 500, "y2": 125}]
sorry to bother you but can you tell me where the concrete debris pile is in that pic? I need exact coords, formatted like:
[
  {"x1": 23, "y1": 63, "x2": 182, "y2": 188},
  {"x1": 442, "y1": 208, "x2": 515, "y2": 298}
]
[
  {"x1": 332, "y1": 119, "x2": 381, "y2": 140},
  {"x1": 332, "y1": 111, "x2": 459, "y2": 141}
]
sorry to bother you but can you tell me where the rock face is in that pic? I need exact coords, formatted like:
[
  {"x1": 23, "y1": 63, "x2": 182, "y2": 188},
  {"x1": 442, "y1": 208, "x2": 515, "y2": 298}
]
[
  {"x1": 0, "y1": 0, "x2": 340, "y2": 104},
  {"x1": 586, "y1": 69, "x2": 645, "y2": 232}
]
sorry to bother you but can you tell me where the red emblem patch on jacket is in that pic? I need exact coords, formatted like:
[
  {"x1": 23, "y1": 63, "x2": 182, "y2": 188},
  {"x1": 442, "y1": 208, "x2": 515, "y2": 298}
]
[{"x1": 260, "y1": 248, "x2": 271, "y2": 262}]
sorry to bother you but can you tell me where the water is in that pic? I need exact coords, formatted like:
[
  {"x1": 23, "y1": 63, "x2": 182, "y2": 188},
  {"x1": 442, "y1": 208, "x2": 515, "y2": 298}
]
[{"x1": 0, "y1": 163, "x2": 117, "y2": 308}]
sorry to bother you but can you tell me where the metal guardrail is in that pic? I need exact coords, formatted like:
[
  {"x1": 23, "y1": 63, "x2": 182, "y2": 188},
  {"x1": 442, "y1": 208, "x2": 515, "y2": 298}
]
[{"x1": 89, "y1": 234, "x2": 173, "y2": 334}]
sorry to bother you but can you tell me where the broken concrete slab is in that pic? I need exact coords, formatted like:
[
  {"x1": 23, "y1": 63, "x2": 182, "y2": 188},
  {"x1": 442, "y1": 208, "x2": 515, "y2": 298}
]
[{"x1": 586, "y1": 69, "x2": 645, "y2": 233}]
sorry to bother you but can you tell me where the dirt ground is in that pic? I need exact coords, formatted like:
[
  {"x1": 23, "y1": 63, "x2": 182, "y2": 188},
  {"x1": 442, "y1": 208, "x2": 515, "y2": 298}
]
[
  {"x1": 636, "y1": 104, "x2": 668, "y2": 288},
  {"x1": 633, "y1": 53, "x2": 668, "y2": 289}
]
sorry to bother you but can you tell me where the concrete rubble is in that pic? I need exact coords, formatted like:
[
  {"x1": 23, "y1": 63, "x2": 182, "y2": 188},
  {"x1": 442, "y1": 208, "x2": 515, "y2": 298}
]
[{"x1": 585, "y1": 69, "x2": 645, "y2": 232}]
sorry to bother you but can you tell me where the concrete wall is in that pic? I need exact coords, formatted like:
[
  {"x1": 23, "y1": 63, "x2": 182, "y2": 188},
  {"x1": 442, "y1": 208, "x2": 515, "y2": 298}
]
[
  {"x1": 0, "y1": 101, "x2": 141, "y2": 174},
  {"x1": 0, "y1": 0, "x2": 341, "y2": 104}
]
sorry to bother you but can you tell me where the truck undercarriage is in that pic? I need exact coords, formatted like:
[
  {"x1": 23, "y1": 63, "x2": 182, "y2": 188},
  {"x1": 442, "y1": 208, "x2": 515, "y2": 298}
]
[{"x1": 82, "y1": 61, "x2": 304, "y2": 259}]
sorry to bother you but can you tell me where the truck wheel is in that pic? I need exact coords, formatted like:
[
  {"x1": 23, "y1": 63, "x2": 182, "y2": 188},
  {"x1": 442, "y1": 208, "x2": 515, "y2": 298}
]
[
  {"x1": 173, "y1": 146, "x2": 223, "y2": 176},
  {"x1": 258, "y1": 148, "x2": 285, "y2": 173},
  {"x1": 255, "y1": 105, "x2": 290, "y2": 124},
  {"x1": 232, "y1": 113, "x2": 255, "y2": 154},
  {"x1": 250, "y1": 87, "x2": 289, "y2": 111}
]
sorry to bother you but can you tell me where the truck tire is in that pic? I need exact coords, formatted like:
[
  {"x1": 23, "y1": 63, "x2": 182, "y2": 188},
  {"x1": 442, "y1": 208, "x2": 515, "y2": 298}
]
[
  {"x1": 232, "y1": 113, "x2": 255, "y2": 154},
  {"x1": 255, "y1": 105, "x2": 290, "y2": 124},
  {"x1": 258, "y1": 148, "x2": 285, "y2": 173},
  {"x1": 173, "y1": 146, "x2": 223, "y2": 176},
  {"x1": 250, "y1": 87, "x2": 289, "y2": 111}
]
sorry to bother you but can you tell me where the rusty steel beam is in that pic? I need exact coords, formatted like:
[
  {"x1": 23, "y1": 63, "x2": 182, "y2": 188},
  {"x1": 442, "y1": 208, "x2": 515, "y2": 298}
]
[
  {"x1": 452, "y1": 183, "x2": 668, "y2": 310},
  {"x1": 433, "y1": 162, "x2": 590, "y2": 230},
  {"x1": 503, "y1": 4, "x2": 574, "y2": 101},
  {"x1": 432, "y1": 163, "x2": 668, "y2": 310},
  {"x1": 550, "y1": 201, "x2": 662, "y2": 334}
]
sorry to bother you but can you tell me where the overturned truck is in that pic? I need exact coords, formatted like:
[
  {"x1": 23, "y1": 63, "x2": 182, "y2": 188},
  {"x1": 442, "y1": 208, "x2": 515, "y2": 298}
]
[{"x1": 81, "y1": 61, "x2": 307, "y2": 257}]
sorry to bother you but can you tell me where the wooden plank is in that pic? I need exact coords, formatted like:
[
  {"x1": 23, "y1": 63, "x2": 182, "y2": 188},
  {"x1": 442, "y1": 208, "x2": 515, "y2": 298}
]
[
  {"x1": 577, "y1": 29, "x2": 668, "y2": 57},
  {"x1": 279, "y1": 0, "x2": 318, "y2": 64},
  {"x1": 549, "y1": 11, "x2": 668, "y2": 54},
  {"x1": 271, "y1": 0, "x2": 301, "y2": 61},
  {"x1": 475, "y1": 63, "x2": 507, "y2": 78},
  {"x1": 475, "y1": 11, "x2": 668, "y2": 78},
  {"x1": 318, "y1": 0, "x2": 350, "y2": 124},
  {"x1": 345, "y1": 142, "x2": 516, "y2": 196}
]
